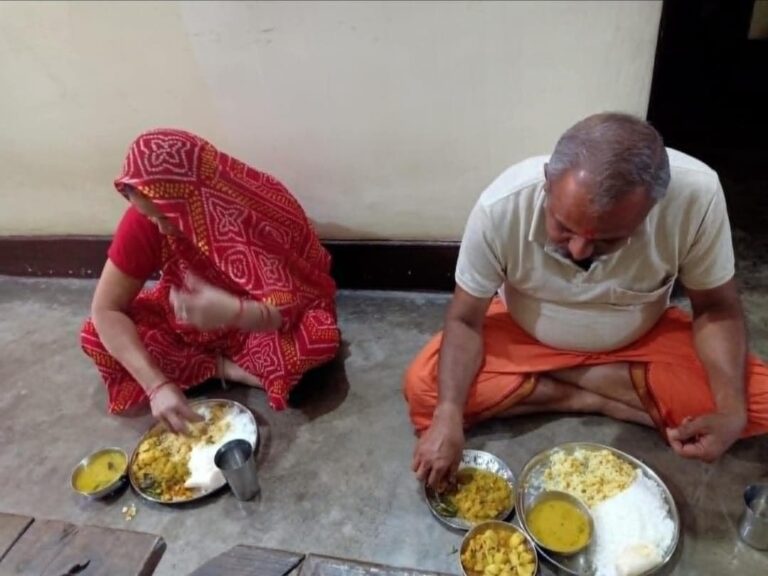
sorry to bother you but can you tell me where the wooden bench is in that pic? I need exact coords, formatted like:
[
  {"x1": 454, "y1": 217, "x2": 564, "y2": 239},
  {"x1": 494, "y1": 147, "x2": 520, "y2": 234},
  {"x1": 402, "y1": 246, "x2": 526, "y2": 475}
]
[
  {"x1": 188, "y1": 545, "x2": 304, "y2": 576},
  {"x1": 0, "y1": 513, "x2": 165, "y2": 576}
]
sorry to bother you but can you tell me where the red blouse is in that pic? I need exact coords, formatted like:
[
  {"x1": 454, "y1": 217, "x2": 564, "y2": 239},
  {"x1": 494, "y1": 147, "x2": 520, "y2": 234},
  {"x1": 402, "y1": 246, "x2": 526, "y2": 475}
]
[{"x1": 107, "y1": 206, "x2": 162, "y2": 280}]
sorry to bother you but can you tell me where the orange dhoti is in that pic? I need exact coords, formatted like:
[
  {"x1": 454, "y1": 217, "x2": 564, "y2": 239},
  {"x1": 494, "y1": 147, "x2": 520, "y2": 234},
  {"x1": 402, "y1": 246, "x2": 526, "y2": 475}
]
[{"x1": 404, "y1": 299, "x2": 768, "y2": 437}]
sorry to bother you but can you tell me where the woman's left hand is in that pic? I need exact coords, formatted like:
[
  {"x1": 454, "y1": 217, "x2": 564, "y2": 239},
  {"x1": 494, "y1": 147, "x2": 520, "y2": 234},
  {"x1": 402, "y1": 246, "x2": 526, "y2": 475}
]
[{"x1": 170, "y1": 273, "x2": 240, "y2": 330}]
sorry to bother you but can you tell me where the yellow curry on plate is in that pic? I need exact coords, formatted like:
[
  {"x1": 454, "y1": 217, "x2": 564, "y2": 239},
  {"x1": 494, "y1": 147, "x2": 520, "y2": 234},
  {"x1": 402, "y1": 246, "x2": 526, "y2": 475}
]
[{"x1": 445, "y1": 467, "x2": 513, "y2": 523}]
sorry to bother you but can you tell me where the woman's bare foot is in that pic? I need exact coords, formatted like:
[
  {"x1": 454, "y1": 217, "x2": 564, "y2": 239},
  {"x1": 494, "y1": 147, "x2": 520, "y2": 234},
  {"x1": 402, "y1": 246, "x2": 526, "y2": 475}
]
[{"x1": 219, "y1": 357, "x2": 263, "y2": 389}]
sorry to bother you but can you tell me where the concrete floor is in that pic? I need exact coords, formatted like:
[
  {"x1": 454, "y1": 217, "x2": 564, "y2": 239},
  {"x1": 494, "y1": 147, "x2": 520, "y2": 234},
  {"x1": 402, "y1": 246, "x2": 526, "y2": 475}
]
[{"x1": 0, "y1": 277, "x2": 767, "y2": 576}]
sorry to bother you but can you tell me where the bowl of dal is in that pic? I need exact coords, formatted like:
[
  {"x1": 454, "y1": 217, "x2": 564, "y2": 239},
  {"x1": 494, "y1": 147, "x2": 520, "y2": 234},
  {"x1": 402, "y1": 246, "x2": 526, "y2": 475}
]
[
  {"x1": 459, "y1": 520, "x2": 538, "y2": 576},
  {"x1": 71, "y1": 447, "x2": 128, "y2": 499},
  {"x1": 525, "y1": 490, "x2": 594, "y2": 555}
]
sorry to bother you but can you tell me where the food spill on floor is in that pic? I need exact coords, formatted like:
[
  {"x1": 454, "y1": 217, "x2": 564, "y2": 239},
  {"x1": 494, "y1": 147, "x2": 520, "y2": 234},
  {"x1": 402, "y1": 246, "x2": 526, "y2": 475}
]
[{"x1": 121, "y1": 503, "x2": 137, "y2": 521}]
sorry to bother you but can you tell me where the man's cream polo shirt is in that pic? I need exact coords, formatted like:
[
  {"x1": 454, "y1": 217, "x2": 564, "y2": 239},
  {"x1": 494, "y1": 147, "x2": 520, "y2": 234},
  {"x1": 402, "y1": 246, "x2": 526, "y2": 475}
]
[{"x1": 455, "y1": 149, "x2": 735, "y2": 352}]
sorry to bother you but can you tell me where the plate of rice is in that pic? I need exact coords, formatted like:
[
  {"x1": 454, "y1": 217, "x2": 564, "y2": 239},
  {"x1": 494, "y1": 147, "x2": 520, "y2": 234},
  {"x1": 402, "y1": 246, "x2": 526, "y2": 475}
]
[
  {"x1": 129, "y1": 399, "x2": 258, "y2": 504},
  {"x1": 516, "y1": 443, "x2": 680, "y2": 576}
]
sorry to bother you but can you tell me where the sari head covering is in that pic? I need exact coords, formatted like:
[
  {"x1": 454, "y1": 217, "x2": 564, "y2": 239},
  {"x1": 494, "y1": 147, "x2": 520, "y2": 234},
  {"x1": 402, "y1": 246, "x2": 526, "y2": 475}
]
[
  {"x1": 115, "y1": 128, "x2": 336, "y2": 321},
  {"x1": 82, "y1": 129, "x2": 339, "y2": 412}
]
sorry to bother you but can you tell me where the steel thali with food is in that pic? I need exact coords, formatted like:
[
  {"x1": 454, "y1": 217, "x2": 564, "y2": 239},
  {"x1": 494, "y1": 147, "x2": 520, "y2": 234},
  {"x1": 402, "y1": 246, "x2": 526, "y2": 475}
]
[
  {"x1": 128, "y1": 399, "x2": 258, "y2": 504},
  {"x1": 515, "y1": 442, "x2": 680, "y2": 576},
  {"x1": 424, "y1": 449, "x2": 516, "y2": 531}
]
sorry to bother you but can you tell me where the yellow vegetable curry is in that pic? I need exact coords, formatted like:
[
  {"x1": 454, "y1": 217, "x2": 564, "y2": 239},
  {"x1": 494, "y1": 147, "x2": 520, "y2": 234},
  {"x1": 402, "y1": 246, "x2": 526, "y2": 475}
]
[
  {"x1": 447, "y1": 467, "x2": 513, "y2": 523},
  {"x1": 461, "y1": 526, "x2": 535, "y2": 576}
]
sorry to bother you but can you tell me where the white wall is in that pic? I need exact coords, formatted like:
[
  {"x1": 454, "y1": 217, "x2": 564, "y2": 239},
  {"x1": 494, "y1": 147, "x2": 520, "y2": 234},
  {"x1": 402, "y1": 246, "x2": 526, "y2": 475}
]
[{"x1": 0, "y1": 1, "x2": 662, "y2": 240}]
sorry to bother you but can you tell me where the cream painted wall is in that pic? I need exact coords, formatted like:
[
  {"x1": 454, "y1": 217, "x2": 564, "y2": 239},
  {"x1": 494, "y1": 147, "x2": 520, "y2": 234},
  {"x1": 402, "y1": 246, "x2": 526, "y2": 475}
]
[{"x1": 0, "y1": 1, "x2": 662, "y2": 240}]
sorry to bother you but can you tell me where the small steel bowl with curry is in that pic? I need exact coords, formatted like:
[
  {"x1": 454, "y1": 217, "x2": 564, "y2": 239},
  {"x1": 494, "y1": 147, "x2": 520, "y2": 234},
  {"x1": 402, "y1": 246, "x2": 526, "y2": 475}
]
[
  {"x1": 524, "y1": 490, "x2": 594, "y2": 555},
  {"x1": 71, "y1": 447, "x2": 128, "y2": 499}
]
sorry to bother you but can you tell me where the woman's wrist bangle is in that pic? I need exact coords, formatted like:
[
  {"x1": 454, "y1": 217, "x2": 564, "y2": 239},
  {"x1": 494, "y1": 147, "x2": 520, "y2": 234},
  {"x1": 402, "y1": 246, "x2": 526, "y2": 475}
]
[{"x1": 148, "y1": 380, "x2": 173, "y2": 402}]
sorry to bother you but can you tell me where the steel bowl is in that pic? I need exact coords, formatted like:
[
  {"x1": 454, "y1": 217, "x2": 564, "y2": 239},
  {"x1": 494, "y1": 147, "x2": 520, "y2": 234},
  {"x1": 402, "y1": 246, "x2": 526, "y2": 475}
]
[
  {"x1": 424, "y1": 449, "x2": 516, "y2": 531},
  {"x1": 525, "y1": 490, "x2": 594, "y2": 555},
  {"x1": 70, "y1": 447, "x2": 128, "y2": 499},
  {"x1": 459, "y1": 520, "x2": 539, "y2": 576}
]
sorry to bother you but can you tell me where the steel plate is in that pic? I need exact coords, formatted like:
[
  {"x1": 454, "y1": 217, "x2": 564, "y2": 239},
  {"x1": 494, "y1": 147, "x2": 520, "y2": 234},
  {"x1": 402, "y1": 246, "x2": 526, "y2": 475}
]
[
  {"x1": 516, "y1": 442, "x2": 680, "y2": 575},
  {"x1": 424, "y1": 449, "x2": 516, "y2": 531},
  {"x1": 129, "y1": 399, "x2": 258, "y2": 504}
]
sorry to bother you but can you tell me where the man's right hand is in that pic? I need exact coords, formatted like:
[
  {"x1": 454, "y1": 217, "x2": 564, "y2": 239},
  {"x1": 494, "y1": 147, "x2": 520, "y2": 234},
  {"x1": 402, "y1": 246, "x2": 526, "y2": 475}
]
[
  {"x1": 412, "y1": 405, "x2": 465, "y2": 490},
  {"x1": 149, "y1": 382, "x2": 203, "y2": 434}
]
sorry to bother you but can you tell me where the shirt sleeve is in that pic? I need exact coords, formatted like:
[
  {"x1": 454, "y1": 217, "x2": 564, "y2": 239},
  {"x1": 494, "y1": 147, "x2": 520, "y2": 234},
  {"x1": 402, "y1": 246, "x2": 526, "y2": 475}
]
[
  {"x1": 678, "y1": 181, "x2": 736, "y2": 290},
  {"x1": 107, "y1": 206, "x2": 162, "y2": 281},
  {"x1": 455, "y1": 202, "x2": 506, "y2": 298}
]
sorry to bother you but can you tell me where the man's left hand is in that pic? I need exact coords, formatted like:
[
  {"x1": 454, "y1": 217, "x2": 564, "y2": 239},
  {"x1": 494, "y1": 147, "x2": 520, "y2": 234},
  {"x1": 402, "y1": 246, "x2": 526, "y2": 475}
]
[{"x1": 667, "y1": 410, "x2": 747, "y2": 463}]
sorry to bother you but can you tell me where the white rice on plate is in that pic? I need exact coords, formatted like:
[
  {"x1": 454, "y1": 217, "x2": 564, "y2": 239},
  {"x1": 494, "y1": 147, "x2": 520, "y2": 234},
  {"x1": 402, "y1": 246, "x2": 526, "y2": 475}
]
[
  {"x1": 534, "y1": 448, "x2": 675, "y2": 576},
  {"x1": 185, "y1": 405, "x2": 257, "y2": 490},
  {"x1": 591, "y1": 470, "x2": 675, "y2": 576}
]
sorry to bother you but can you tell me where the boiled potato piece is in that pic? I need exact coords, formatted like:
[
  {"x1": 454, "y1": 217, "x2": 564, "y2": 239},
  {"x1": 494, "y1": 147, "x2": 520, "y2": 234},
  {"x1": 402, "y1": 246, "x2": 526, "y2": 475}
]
[{"x1": 461, "y1": 527, "x2": 535, "y2": 576}]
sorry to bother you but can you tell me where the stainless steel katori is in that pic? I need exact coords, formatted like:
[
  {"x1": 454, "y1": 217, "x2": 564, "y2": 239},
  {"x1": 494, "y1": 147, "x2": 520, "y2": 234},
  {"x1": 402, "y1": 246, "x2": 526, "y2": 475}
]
[
  {"x1": 70, "y1": 447, "x2": 129, "y2": 499},
  {"x1": 525, "y1": 490, "x2": 594, "y2": 556},
  {"x1": 459, "y1": 520, "x2": 539, "y2": 576}
]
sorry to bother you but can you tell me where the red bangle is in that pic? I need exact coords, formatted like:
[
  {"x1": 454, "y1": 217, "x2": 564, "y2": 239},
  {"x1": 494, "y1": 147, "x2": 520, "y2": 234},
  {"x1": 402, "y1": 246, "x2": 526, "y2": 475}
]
[{"x1": 148, "y1": 380, "x2": 172, "y2": 402}]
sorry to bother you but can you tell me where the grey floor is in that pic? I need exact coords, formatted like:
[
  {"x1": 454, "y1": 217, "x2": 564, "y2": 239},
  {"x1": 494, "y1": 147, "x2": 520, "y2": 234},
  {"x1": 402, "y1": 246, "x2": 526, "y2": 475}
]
[{"x1": 0, "y1": 277, "x2": 766, "y2": 576}]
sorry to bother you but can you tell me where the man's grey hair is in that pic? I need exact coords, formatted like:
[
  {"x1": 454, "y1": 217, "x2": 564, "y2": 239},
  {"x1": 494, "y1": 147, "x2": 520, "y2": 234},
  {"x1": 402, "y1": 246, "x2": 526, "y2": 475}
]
[{"x1": 547, "y1": 113, "x2": 671, "y2": 209}]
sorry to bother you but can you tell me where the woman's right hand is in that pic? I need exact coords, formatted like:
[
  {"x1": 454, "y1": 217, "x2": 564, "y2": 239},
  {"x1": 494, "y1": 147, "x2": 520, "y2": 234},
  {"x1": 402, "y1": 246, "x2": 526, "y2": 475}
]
[{"x1": 148, "y1": 382, "x2": 203, "y2": 434}]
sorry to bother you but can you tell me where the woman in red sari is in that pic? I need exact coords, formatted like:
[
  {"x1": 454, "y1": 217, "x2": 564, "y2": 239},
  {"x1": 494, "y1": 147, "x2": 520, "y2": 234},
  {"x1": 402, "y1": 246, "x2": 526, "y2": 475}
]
[{"x1": 81, "y1": 129, "x2": 339, "y2": 432}]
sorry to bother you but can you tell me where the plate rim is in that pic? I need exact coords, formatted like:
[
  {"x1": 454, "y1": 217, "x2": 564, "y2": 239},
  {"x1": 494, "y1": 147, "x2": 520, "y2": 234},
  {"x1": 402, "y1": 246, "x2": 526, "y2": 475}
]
[
  {"x1": 424, "y1": 448, "x2": 517, "y2": 531},
  {"x1": 128, "y1": 398, "x2": 258, "y2": 505},
  {"x1": 515, "y1": 442, "x2": 680, "y2": 576}
]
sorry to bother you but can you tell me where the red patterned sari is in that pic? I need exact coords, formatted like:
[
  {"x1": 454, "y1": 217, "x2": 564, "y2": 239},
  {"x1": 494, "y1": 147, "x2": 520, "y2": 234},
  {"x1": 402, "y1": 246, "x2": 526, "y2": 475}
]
[{"x1": 81, "y1": 129, "x2": 340, "y2": 413}]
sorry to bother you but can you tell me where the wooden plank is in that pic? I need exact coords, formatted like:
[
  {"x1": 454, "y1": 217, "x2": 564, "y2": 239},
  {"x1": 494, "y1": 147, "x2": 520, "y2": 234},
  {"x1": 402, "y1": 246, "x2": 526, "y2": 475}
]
[
  {"x1": 298, "y1": 554, "x2": 450, "y2": 576},
  {"x1": 0, "y1": 514, "x2": 33, "y2": 562},
  {"x1": 188, "y1": 545, "x2": 304, "y2": 576},
  {"x1": 0, "y1": 519, "x2": 165, "y2": 576}
]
